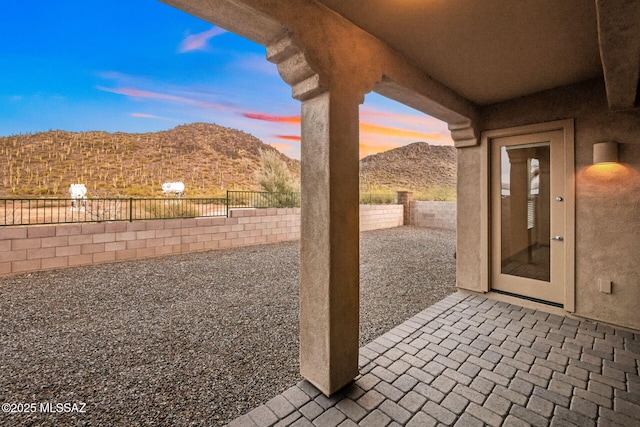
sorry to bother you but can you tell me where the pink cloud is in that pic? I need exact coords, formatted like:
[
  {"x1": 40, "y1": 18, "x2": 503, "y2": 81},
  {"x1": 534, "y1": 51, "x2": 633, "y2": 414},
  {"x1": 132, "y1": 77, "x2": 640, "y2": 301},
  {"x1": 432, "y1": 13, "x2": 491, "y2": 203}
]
[
  {"x1": 98, "y1": 86, "x2": 231, "y2": 111},
  {"x1": 360, "y1": 108, "x2": 444, "y2": 128},
  {"x1": 131, "y1": 112, "x2": 158, "y2": 118},
  {"x1": 179, "y1": 27, "x2": 227, "y2": 53},
  {"x1": 243, "y1": 112, "x2": 301, "y2": 124}
]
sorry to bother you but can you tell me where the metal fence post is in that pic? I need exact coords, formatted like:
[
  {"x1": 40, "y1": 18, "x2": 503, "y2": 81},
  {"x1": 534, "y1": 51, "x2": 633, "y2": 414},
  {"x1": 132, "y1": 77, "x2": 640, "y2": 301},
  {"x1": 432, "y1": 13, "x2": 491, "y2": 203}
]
[
  {"x1": 129, "y1": 198, "x2": 133, "y2": 222},
  {"x1": 226, "y1": 190, "x2": 229, "y2": 217}
]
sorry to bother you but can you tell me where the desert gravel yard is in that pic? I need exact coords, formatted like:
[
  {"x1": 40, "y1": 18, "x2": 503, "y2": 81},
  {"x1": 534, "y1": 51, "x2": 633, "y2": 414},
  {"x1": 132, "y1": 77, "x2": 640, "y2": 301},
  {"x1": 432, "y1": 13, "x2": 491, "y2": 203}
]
[{"x1": 0, "y1": 226, "x2": 456, "y2": 426}]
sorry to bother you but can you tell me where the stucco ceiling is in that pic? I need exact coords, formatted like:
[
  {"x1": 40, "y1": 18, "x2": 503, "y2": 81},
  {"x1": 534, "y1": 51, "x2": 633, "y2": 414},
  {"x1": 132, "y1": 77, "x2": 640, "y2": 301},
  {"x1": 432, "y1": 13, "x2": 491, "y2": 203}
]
[{"x1": 314, "y1": 0, "x2": 603, "y2": 105}]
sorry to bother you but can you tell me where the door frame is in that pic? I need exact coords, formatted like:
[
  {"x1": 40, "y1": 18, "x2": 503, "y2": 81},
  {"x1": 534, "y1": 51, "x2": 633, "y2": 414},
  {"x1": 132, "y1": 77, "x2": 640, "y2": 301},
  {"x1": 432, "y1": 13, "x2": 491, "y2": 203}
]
[{"x1": 480, "y1": 119, "x2": 575, "y2": 311}]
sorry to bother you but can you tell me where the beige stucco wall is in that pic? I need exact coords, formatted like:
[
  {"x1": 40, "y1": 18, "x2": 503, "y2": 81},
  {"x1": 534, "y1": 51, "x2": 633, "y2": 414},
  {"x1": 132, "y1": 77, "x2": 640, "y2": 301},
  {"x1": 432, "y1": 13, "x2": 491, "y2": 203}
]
[{"x1": 458, "y1": 79, "x2": 640, "y2": 330}]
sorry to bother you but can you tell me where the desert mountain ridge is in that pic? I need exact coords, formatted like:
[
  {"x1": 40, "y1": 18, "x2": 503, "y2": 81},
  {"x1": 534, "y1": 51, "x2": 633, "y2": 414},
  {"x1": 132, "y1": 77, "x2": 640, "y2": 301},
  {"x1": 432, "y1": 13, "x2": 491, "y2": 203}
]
[
  {"x1": 0, "y1": 123, "x2": 299, "y2": 197},
  {"x1": 359, "y1": 141, "x2": 456, "y2": 192},
  {"x1": 1, "y1": 123, "x2": 456, "y2": 197}
]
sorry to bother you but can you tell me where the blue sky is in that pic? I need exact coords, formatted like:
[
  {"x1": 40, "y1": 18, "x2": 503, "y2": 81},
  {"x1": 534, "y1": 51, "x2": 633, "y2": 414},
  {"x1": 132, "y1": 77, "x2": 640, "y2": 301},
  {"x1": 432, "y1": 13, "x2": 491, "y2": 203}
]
[{"x1": 0, "y1": 0, "x2": 452, "y2": 159}]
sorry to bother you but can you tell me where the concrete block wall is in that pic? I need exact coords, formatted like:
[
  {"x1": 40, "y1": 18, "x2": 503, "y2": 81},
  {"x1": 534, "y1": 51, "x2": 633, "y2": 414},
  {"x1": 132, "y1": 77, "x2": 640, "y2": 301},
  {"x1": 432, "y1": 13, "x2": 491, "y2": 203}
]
[
  {"x1": 360, "y1": 204, "x2": 404, "y2": 231},
  {"x1": 410, "y1": 201, "x2": 456, "y2": 230},
  {"x1": 0, "y1": 205, "x2": 403, "y2": 277}
]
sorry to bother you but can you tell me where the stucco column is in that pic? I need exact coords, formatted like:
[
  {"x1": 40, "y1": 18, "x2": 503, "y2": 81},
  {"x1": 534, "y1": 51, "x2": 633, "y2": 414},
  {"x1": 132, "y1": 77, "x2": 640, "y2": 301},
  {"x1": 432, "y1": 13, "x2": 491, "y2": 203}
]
[
  {"x1": 266, "y1": 34, "x2": 363, "y2": 396},
  {"x1": 299, "y1": 89, "x2": 361, "y2": 396}
]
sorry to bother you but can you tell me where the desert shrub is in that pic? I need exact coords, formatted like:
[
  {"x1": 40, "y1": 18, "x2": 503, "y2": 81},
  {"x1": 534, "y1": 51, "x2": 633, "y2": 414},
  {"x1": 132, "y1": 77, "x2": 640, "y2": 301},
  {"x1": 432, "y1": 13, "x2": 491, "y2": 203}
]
[
  {"x1": 359, "y1": 192, "x2": 397, "y2": 205},
  {"x1": 254, "y1": 191, "x2": 300, "y2": 208},
  {"x1": 126, "y1": 184, "x2": 150, "y2": 197},
  {"x1": 255, "y1": 149, "x2": 299, "y2": 193},
  {"x1": 145, "y1": 199, "x2": 200, "y2": 219},
  {"x1": 82, "y1": 199, "x2": 125, "y2": 222},
  {"x1": 414, "y1": 185, "x2": 457, "y2": 201}
]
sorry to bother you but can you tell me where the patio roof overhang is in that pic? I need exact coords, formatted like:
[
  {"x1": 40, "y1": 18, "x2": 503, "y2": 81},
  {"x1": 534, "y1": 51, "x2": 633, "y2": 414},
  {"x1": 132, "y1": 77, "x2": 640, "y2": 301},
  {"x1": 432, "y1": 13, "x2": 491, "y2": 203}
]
[{"x1": 162, "y1": 0, "x2": 639, "y2": 111}]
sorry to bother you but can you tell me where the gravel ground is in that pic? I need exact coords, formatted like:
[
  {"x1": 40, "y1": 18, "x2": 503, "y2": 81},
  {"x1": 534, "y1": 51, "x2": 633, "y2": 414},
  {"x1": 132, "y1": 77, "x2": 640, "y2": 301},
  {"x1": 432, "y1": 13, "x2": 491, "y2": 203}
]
[{"x1": 0, "y1": 226, "x2": 456, "y2": 426}]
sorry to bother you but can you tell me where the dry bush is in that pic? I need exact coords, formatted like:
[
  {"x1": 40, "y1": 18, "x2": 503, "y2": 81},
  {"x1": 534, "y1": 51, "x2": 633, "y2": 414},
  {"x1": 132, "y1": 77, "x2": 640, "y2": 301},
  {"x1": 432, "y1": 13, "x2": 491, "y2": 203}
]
[{"x1": 144, "y1": 199, "x2": 200, "y2": 219}]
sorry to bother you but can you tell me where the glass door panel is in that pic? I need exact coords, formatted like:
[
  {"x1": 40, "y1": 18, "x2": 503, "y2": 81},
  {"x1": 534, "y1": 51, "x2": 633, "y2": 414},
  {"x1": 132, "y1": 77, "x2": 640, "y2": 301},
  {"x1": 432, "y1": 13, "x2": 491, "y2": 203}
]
[
  {"x1": 490, "y1": 129, "x2": 565, "y2": 306},
  {"x1": 500, "y1": 144, "x2": 550, "y2": 281}
]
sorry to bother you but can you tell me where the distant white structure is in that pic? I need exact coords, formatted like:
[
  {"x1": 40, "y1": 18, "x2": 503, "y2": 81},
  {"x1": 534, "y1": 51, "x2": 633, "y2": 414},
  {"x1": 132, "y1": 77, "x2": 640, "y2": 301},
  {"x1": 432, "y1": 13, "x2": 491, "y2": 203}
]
[
  {"x1": 162, "y1": 182, "x2": 185, "y2": 196},
  {"x1": 69, "y1": 183, "x2": 87, "y2": 212},
  {"x1": 69, "y1": 184, "x2": 87, "y2": 199}
]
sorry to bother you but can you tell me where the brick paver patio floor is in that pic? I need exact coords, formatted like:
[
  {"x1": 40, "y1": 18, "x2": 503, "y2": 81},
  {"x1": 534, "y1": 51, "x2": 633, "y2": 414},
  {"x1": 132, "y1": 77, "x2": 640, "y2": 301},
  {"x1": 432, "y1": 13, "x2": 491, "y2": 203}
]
[{"x1": 229, "y1": 292, "x2": 640, "y2": 426}]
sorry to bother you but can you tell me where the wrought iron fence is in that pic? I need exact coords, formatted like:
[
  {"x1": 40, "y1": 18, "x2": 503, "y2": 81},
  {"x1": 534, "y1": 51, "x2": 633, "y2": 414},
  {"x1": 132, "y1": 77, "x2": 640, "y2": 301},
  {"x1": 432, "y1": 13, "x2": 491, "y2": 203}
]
[
  {"x1": 1, "y1": 191, "x2": 398, "y2": 226},
  {"x1": 0, "y1": 197, "x2": 227, "y2": 226},
  {"x1": 226, "y1": 190, "x2": 300, "y2": 209},
  {"x1": 226, "y1": 191, "x2": 397, "y2": 208}
]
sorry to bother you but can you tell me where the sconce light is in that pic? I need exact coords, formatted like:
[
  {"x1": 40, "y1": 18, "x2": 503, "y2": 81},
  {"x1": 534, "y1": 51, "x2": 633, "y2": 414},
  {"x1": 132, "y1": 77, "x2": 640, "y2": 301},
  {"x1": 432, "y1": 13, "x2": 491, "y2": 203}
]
[{"x1": 593, "y1": 141, "x2": 619, "y2": 164}]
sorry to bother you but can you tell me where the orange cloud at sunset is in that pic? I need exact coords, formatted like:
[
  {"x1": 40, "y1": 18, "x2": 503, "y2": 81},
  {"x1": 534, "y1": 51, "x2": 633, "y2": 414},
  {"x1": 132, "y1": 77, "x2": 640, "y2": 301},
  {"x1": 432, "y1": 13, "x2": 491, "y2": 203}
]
[
  {"x1": 242, "y1": 112, "x2": 301, "y2": 124},
  {"x1": 359, "y1": 141, "x2": 401, "y2": 158},
  {"x1": 239, "y1": 109, "x2": 451, "y2": 144},
  {"x1": 360, "y1": 105, "x2": 454, "y2": 147},
  {"x1": 360, "y1": 122, "x2": 450, "y2": 143},
  {"x1": 237, "y1": 106, "x2": 452, "y2": 159},
  {"x1": 274, "y1": 135, "x2": 301, "y2": 141}
]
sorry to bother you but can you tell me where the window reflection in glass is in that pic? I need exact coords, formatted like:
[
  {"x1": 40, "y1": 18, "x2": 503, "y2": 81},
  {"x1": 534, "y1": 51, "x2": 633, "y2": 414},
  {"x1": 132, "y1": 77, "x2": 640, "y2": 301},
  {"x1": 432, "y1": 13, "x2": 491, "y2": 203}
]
[{"x1": 500, "y1": 144, "x2": 550, "y2": 282}]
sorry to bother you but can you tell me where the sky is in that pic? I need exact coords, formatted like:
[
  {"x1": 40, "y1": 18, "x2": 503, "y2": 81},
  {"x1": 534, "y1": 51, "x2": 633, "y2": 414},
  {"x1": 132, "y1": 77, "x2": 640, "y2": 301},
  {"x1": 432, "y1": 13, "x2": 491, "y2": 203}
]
[{"x1": 0, "y1": 0, "x2": 453, "y2": 160}]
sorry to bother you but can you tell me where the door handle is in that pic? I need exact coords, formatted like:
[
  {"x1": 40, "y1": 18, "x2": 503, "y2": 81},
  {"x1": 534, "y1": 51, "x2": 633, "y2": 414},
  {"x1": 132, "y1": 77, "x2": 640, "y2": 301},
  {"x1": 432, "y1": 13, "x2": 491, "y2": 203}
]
[{"x1": 550, "y1": 236, "x2": 564, "y2": 241}]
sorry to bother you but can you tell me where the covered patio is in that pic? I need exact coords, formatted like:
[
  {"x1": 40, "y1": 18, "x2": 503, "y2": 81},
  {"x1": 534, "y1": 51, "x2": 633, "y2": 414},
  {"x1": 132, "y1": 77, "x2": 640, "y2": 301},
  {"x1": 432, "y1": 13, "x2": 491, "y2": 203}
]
[
  {"x1": 158, "y1": 0, "x2": 640, "y2": 424},
  {"x1": 231, "y1": 292, "x2": 640, "y2": 426}
]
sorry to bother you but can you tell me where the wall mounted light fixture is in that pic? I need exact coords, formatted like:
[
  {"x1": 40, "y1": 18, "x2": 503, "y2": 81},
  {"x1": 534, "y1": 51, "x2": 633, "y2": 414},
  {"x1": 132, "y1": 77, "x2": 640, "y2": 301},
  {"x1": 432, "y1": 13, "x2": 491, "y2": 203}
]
[{"x1": 593, "y1": 141, "x2": 619, "y2": 164}]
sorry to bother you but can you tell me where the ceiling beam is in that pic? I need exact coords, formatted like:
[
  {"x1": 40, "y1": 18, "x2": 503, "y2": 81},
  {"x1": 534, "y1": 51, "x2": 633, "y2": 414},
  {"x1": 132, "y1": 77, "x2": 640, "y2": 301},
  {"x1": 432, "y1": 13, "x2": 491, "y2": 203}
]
[{"x1": 596, "y1": 0, "x2": 640, "y2": 110}]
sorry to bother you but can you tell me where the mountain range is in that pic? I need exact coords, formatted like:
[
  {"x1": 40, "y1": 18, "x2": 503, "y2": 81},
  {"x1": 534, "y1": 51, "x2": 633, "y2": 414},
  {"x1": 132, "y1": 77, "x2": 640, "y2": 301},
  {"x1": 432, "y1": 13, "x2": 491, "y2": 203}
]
[
  {"x1": 359, "y1": 141, "x2": 456, "y2": 192},
  {"x1": 0, "y1": 123, "x2": 455, "y2": 198}
]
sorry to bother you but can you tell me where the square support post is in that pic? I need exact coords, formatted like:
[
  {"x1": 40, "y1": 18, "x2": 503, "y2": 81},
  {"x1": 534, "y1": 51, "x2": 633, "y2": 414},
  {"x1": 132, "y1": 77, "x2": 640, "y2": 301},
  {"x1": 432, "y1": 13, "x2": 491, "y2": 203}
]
[
  {"x1": 299, "y1": 90, "x2": 360, "y2": 396},
  {"x1": 397, "y1": 191, "x2": 413, "y2": 225}
]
